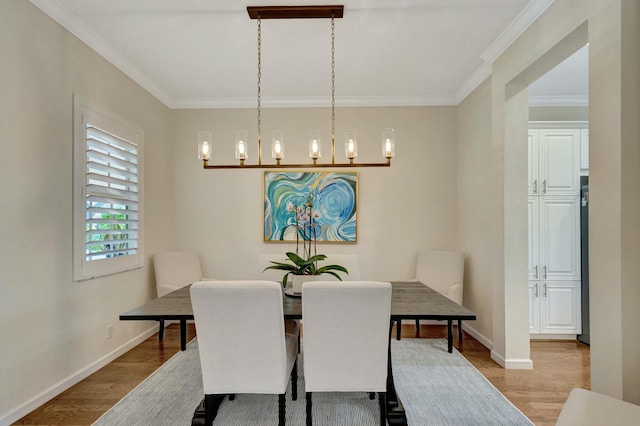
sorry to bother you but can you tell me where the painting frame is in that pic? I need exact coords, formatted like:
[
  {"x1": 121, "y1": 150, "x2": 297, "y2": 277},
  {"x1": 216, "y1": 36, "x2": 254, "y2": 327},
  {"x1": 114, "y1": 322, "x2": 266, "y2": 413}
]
[{"x1": 264, "y1": 170, "x2": 358, "y2": 243}]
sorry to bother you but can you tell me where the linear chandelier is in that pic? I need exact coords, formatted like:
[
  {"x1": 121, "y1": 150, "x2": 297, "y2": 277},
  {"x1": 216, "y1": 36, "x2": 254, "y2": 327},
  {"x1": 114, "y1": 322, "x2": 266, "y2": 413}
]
[{"x1": 197, "y1": 5, "x2": 395, "y2": 169}]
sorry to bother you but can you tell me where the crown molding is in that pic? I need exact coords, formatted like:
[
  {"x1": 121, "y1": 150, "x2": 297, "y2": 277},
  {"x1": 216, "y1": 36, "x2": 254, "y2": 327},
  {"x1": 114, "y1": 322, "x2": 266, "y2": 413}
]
[
  {"x1": 171, "y1": 95, "x2": 458, "y2": 109},
  {"x1": 29, "y1": 0, "x2": 175, "y2": 108},
  {"x1": 455, "y1": 0, "x2": 556, "y2": 104},
  {"x1": 480, "y1": 0, "x2": 556, "y2": 64},
  {"x1": 529, "y1": 95, "x2": 589, "y2": 107},
  {"x1": 454, "y1": 62, "x2": 493, "y2": 105},
  {"x1": 29, "y1": 0, "x2": 556, "y2": 109}
]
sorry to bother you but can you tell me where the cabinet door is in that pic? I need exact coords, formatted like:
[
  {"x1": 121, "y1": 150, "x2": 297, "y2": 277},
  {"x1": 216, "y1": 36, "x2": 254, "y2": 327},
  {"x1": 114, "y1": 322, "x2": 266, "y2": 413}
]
[
  {"x1": 528, "y1": 130, "x2": 539, "y2": 195},
  {"x1": 529, "y1": 281, "x2": 540, "y2": 333},
  {"x1": 539, "y1": 129, "x2": 580, "y2": 196},
  {"x1": 528, "y1": 197, "x2": 540, "y2": 280},
  {"x1": 540, "y1": 197, "x2": 580, "y2": 281},
  {"x1": 580, "y1": 128, "x2": 589, "y2": 174},
  {"x1": 540, "y1": 281, "x2": 581, "y2": 334}
]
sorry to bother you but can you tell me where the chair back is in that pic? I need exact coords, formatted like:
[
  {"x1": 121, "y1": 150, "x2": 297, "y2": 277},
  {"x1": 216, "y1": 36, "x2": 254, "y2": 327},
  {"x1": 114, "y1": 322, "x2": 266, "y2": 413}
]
[
  {"x1": 415, "y1": 250, "x2": 464, "y2": 304},
  {"x1": 302, "y1": 281, "x2": 391, "y2": 392},
  {"x1": 153, "y1": 251, "x2": 203, "y2": 297},
  {"x1": 190, "y1": 280, "x2": 290, "y2": 394}
]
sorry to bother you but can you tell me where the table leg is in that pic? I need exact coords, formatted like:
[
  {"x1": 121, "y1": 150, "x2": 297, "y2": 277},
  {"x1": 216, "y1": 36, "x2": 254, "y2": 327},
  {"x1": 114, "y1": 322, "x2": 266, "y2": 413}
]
[
  {"x1": 447, "y1": 319, "x2": 453, "y2": 353},
  {"x1": 180, "y1": 319, "x2": 187, "y2": 351},
  {"x1": 386, "y1": 321, "x2": 408, "y2": 426},
  {"x1": 395, "y1": 319, "x2": 402, "y2": 340}
]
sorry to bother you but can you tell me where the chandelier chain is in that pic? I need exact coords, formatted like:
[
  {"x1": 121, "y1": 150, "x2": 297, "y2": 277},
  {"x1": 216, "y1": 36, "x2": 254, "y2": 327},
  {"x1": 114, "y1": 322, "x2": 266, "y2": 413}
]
[
  {"x1": 257, "y1": 15, "x2": 262, "y2": 141},
  {"x1": 331, "y1": 13, "x2": 336, "y2": 139}
]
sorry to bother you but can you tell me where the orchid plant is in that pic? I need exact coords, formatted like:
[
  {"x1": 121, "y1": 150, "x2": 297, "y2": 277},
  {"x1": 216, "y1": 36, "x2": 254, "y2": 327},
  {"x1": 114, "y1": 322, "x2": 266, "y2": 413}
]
[{"x1": 264, "y1": 192, "x2": 348, "y2": 288}]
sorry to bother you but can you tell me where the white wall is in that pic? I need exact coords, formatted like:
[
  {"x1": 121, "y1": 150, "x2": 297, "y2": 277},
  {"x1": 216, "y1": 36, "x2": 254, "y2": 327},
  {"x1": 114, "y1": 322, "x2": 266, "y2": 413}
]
[
  {"x1": 529, "y1": 106, "x2": 589, "y2": 121},
  {"x1": 0, "y1": 1, "x2": 175, "y2": 422},
  {"x1": 456, "y1": 79, "x2": 494, "y2": 345},
  {"x1": 487, "y1": 0, "x2": 640, "y2": 400},
  {"x1": 171, "y1": 106, "x2": 458, "y2": 282}
]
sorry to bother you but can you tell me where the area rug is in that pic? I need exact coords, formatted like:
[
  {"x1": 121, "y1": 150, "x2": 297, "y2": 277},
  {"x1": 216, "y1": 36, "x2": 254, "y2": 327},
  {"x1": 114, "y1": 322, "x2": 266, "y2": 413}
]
[{"x1": 93, "y1": 338, "x2": 533, "y2": 425}]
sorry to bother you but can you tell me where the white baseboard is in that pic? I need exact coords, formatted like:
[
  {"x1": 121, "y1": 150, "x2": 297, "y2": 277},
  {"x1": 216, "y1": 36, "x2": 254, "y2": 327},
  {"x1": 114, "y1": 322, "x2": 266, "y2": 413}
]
[
  {"x1": 530, "y1": 334, "x2": 577, "y2": 340},
  {"x1": 461, "y1": 323, "x2": 493, "y2": 350},
  {"x1": 0, "y1": 326, "x2": 157, "y2": 425},
  {"x1": 491, "y1": 350, "x2": 533, "y2": 370}
]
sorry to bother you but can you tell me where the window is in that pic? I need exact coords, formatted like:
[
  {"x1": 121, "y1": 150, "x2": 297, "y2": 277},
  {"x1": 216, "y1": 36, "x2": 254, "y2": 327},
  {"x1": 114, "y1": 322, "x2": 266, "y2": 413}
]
[{"x1": 73, "y1": 96, "x2": 144, "y2": 281}]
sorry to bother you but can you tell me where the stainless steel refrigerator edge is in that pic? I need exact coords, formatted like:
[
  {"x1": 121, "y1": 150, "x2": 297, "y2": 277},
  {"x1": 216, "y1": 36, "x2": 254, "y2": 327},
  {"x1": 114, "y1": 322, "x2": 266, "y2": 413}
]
[{"x1": 578, "y1": 176, "x2": 590, "y2": 345}]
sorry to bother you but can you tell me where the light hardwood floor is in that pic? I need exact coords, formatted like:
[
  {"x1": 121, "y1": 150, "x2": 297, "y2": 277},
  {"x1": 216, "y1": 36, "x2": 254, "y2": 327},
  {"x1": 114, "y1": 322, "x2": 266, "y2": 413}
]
[{"x1": 14, "y1": 323, "x2": 589, "y2": 425}]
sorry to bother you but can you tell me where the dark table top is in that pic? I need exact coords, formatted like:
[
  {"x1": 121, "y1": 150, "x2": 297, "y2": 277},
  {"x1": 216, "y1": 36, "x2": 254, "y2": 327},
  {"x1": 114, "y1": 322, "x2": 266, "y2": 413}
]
[{"x1": 120, "y1": 281, "x2": 476, "y2": 322}]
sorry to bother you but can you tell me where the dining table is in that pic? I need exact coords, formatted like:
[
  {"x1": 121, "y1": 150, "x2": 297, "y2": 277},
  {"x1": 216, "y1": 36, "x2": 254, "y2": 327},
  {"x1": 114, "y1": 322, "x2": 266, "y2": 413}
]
[{"x1": 120, "y1": 280, "x2": 476, "y2": 426}]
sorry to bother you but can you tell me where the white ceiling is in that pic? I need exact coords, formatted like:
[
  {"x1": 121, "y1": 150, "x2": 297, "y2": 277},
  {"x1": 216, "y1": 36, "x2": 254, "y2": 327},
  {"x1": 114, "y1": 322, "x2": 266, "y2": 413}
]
[
  {"x1": 529, "y1": 45, "x2": 589, "y2": 106},
  {"x1": 30, "y1": 0, "x2": 576, "y2": 109}
]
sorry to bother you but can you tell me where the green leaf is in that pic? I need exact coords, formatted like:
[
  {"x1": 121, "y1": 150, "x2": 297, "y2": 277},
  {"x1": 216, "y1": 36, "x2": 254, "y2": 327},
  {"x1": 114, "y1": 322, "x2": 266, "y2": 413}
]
[
  {"x1": 321, "y1": 271, "x2": 344, "y2": 281},
  {"x1": 315, "y1": 264, "x2": 348, "y2": 274}
]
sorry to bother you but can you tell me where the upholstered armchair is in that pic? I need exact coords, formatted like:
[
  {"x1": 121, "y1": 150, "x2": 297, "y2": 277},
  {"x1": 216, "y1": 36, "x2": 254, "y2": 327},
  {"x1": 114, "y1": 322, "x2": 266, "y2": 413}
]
[
  {"x1": 302, "y1": 281, "x2": 391, "y2": 426},
  {"x1": 190, "y1": 280, "x2": 298, "y2": 426},
  {"x1": 403, "y1": 250, "x2": 464, "y2": 340}
]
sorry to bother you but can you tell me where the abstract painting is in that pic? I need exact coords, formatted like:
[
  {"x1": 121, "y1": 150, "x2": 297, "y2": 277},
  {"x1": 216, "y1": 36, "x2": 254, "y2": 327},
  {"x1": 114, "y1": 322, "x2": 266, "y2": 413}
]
[{"x1": 264, "y1": 171, "x2": 357, "y2": 243}]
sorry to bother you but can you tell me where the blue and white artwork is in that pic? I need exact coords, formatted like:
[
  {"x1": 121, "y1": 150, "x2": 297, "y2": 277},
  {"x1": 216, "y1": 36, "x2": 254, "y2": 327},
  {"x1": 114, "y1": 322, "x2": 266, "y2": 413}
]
[{"x1": 264, "y1": 171, "x2": 357, "y2": 243}]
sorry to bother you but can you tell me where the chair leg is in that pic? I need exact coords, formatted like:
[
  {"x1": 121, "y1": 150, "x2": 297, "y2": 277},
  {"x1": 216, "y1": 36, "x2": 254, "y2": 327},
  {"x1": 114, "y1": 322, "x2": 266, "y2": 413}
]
[
  {"x1": 204, "y1": 394, "x2": 215, "y2": 426},
  {"x1": 278, "y1": 393, "x2": 286, "y2": 426},
  {"x1": 228, "y1": 394, "x2": 235, "y2": 401},
  {"x1": 378, "y1": 392, "x2": 387, "y2": 426},
  {"x1": 158, "y1": 320, "x2": 164, "y2": 341},
  {"x1": 458, "y1": 319, "x2": 463, "y2": 342},
  {"x1": 415, "y1": 319, "x2": 420, "y2": 338},
  {"x1": 292, "y1": 358, "x2": 298, "y2": 401},
  {"x1": 396, "y1": 319, "x2": 402, "y2": 340},
  {"x1": 306, "y1": 392, "x2": 313, "y2": 426}
]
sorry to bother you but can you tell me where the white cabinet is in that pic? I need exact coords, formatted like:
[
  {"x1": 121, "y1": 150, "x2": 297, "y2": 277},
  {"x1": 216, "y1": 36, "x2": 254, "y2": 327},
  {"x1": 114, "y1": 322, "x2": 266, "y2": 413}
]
[
  {"x1": 540, "y1": 197, "x2": 581, "y2": 281},
  {"x1": 539, "y1": 282, "x2": 581, "y2": 333},
  {"x1": 529, "y1": 281, "x2": 581, "y2": 334},
  {"x1": 580, "y1": 128, "x2": 589, "y2": 175},
  {"x1": 528, "y1": 129, "x2": 581, "y2": 196},
  {"x1": 529, "y1": 282, "x2": 540, "y2": 333},
  {"x1": 528, "y1": 196, "x2": 580, "y2": 282},
  {"x1": 528, "y1": 197, "x2": 581, "y2": 334},
  {"x1": 528, "y1": 124, "x2": 584, "y2": 336}
]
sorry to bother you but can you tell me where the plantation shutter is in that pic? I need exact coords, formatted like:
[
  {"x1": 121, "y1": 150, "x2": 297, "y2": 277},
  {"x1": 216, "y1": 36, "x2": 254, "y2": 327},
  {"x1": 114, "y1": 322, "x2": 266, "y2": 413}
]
[{"x1": 85, "y1": 123, "x2": 139, "y2": 261}]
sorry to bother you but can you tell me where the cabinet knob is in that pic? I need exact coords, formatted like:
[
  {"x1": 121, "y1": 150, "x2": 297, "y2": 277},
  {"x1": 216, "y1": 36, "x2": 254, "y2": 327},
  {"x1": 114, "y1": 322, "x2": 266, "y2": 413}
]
[
  {"x1": 543, "y1": 265, "x2": 547, "y2": 279},
  {"x1": 535, "y1": 283, "x2": 539, "y2": 297},
  {"x1": 543, "y1": 283, "x2": 547, "y2": 297},
  {"x1": 543, "y1": 179, "x2": 547, "y2": 194},
  {"x1": 533, "y1": 180, "x2": 538, "y2": 194}
]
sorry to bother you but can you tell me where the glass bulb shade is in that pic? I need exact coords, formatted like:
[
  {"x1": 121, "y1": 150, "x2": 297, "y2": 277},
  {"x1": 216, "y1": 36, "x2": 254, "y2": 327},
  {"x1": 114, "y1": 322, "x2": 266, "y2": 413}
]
[
  {"x1": 271, "y1": 130, "x2": 284, "y2": 160},
  {"x1": 345, "y1": 129, "x2": 358, "y2": 159},
  {"x1": 309, "y1": 129, "x2": 321, "y2": 159},
  {"x1": 198, "y1": 131, "x2": 212, "y2": 160},
  {"x1": 382, "y1": 128, "x2": 395, "y2": 158},
  {"x1": 235, "y1": 130, "x2": 248, "y2": 160}
]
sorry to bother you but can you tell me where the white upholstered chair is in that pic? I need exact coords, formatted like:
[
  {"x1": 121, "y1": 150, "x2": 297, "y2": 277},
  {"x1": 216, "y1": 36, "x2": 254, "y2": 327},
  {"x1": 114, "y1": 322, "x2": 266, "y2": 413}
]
[
  {"x1": 190, "y1": 280, "x2": 299, "y2": 426},
  {"x1": 153, "y1": 251, "x2": 208, "y2": 342},
  {"x1": 556, "y1": 388, "x2": 640, "y2": 426},
  {"x1": 302, "y1": 281, "x2": 391, "y2": 426},
  {"x1": 405, "y1": 250, "x2": 464, "y2": 340}
]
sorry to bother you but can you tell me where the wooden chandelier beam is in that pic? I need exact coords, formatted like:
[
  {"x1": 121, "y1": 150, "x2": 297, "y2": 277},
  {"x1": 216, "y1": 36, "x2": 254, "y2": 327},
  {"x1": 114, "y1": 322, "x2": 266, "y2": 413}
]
[{"x1": 247, "y1": 5, "x2": 344, "y2": 20}]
